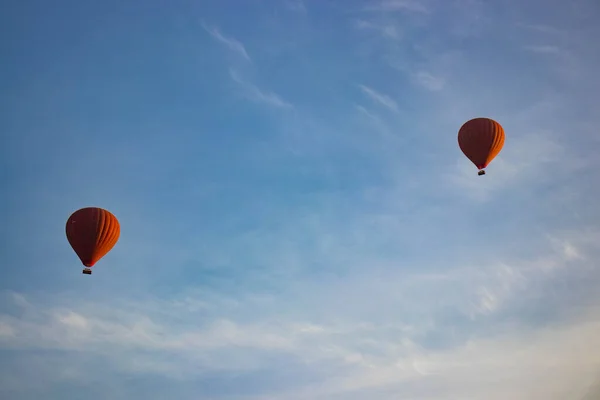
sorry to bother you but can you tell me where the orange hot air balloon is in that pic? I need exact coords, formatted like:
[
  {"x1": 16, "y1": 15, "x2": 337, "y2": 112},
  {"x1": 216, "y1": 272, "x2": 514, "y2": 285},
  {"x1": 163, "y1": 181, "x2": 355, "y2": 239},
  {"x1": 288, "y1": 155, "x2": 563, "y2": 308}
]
[
  {"x1": 66, "y1": 207, "x2": 120, "y2": 275},
  {"x1": 457, "y1": 117, "x2": 505, "y2": 176}
]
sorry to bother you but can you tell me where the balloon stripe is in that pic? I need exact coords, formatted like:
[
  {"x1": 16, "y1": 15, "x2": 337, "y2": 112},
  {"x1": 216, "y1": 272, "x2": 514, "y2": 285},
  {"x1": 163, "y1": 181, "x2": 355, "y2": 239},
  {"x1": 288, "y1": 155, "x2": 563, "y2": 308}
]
[
  {"x1": 94, "y1": 210, "x2": 118, "y2": 266},
  {"x1": 100, "y1": 213, "x2": 119, "y2": 262},
  {"x1": 92, "y1": 210, "x2": 106, "y2": 265},
  {"x1": 97, "y1": 210, "x2": 111, "y2": 259}
]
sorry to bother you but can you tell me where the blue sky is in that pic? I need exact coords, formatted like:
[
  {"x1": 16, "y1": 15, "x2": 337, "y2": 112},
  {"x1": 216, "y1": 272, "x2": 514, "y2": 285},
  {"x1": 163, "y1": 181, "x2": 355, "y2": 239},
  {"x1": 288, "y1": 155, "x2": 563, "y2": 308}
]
[{"x1": 2, "y1": 0, "x2": 600, "y2": 398}]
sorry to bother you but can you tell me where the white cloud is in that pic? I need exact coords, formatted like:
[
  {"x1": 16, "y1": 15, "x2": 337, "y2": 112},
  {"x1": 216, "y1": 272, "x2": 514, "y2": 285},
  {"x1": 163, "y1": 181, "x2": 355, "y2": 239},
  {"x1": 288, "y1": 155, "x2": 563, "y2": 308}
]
[
  {"x1": 1, "y1": 223, "x2": 596, "y2": 377},
  {"x1": 57, "y1": 311, "x2": 89, "y2": 330},
  {"x1": 546, "y1": 234, "x2": 585, "y2": 262},
  {"x1": 229, "y1": 69, "x2": 294, "y2": 109},
  {"x1": 3, "y1": 2, "x2": 600, "y2": 399},
  {"x1": 358, "y1": 84, "x2": 398, "y2": 112},
  {"x1": 1, "y1": 207, "x2": 600, "y2": 397},
  {"x1": 413, "y1": 71, "x2": 445, "y2": 91},
  {"x1": 242, "y1": 308, "x2": 600, "y2": 400},
  {"x1": 202, "y1": 22, "x2": 252, "y2": 61}
]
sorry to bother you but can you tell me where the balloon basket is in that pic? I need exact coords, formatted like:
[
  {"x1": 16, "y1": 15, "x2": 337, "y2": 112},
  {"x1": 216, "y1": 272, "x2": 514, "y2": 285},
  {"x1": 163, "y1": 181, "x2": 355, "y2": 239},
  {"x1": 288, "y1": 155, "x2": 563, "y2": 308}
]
[
  {"x1": 82, "y1": 268, "x2": 92, "y2": 275},
  {"x1": 478, "y1": 170, "x2": 486, "y2": 176}
]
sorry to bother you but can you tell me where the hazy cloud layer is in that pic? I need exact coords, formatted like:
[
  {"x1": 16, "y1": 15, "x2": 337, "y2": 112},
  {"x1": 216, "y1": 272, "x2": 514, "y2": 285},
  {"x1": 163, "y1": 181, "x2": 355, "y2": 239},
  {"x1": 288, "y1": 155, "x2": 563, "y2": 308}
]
[{"x1": 2, "y1": 0, "x2": 600, "y2": 399}]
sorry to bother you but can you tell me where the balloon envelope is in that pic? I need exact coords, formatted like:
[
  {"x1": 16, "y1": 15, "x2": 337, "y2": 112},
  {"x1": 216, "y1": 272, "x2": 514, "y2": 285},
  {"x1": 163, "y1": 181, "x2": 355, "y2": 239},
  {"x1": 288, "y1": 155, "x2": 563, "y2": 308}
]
[
  {"x1": 457, "y1": 117, "x2": 505, "y2": 172},
  {"x1": 66, "y1": 207, "x2": 120, "y2": 267}
]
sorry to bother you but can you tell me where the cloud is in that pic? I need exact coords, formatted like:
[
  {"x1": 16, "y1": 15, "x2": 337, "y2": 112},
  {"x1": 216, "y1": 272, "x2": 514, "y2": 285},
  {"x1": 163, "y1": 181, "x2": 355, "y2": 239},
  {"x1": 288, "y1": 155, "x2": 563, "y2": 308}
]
[
  {"x1": 354, "y1": 19, "x2": 401, "y2": 40},
  {"x1": 5, "y1": 252, "x2": 596, "y2": 400},
  {"x1": 412, "y1": 71, "x2": 445, "y2": 91},
  {"x1": 354, "y1": 104, "x2": 378, "y2": 120},
  {"x1": 202, "y1": 22, "x2": 252, "y2": 61},
  {"x1": 296, "y1": 313, "x2": 600, "y2": 400},
  {"x1": 354, "y1": 104, "x2": 387, "y2": 129},
  {"x1": 2, "y1": 169, "x2": 600, "y2": 398},
  {"x1": 358, "y1": 84, "x2": 398, "y2": 112},
  {"x1": 1, "y1": 221, "x2": 598, "y2": 382},
  {"x1": 229, "y1": 69, "x2": 294, "y2": 109},
  {"x1": 3, "y1": 0, "x2": 600, "y2": 399}
]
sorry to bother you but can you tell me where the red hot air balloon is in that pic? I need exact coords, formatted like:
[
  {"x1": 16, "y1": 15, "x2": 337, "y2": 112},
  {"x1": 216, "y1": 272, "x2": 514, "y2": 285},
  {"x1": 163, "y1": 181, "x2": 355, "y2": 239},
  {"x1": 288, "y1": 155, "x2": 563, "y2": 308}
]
[
  {"x1": 66, "y1": 207, "x2": 120, "y2": 275},
  {"x1": 457, "y1": 117, "x2": 505, "y2": 176}
]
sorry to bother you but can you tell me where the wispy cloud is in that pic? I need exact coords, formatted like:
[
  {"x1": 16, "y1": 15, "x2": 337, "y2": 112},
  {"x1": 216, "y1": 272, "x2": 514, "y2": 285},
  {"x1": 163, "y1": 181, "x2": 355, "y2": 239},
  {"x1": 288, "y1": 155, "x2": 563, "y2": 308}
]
[
  {"x1": 358, "y1": 84, "x2": 398, "y2": 112},
  {"x1": 229, "y1": 69, "x2": 294, "y2": 109},
  {"x1": 354, "y1": 19, "x2": 401, "y2": 40},
  {"x1": 355, "y1": 104, "x2": 380, "y2": 122},
  {"x1": 202, "y1": 22, "x2": 252, "y2": 61},
  {"x1": 354, "y1": 104, "x2": 394, "y2": 140},
  {"x1": 412, "y1": 71, "x2": 445, "y2": 91},
  {"x1": 286, "y1": 313, "x2": 600, "y2": 400},
  {"x1": 3, "y1": 221, "x2": 599, "y2": 398},
  {"x1": 3, "y1": 0, "x2": 600, "y2": 399}
]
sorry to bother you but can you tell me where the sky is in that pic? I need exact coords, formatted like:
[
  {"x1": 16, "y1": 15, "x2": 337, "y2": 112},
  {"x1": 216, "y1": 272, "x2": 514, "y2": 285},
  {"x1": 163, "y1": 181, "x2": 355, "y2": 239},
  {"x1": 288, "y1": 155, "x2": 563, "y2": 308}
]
[{"x1": 2, "y1": 0, "x2": 600, "y2": 399}]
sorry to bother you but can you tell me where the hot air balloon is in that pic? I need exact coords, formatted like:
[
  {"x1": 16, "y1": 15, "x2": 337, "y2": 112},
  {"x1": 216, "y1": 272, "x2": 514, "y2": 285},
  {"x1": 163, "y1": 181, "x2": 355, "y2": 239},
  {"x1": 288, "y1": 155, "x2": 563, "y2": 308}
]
[
  {"x1": 65, "y1": 207, "x2": 120, "y2": 275},
  {"x1": 457, "y1": 117, "x2": 505, "y2": 176}
]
